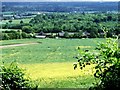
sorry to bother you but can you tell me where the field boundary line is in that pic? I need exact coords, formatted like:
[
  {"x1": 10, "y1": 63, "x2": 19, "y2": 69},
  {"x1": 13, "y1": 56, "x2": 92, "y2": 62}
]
[{"x1": 0, "y1": 43, "x2": 39, "y2": 49}]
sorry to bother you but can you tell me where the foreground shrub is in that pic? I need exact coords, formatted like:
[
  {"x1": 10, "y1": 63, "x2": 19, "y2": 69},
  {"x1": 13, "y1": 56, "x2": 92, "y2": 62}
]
[
  {"x1": 1, "y1": 62, "x2": 38, "y2": 90},
  {"x1": 75, "y1": 37, "x2": 120, "y2": 89}
]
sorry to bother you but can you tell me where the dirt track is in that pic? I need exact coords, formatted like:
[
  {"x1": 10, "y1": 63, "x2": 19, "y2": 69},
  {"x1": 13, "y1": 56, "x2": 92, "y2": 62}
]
[{"x1": 0, "y1": 43, "x2": 38, "y2": 49}]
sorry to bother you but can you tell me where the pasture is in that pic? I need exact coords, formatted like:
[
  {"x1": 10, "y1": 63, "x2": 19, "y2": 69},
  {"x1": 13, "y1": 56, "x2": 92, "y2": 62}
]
[
  {"x1": 0, "y1": 29, "x2": 20, "y2": 31},
  {"x1": 1, "y1": 18, "x2": 31, "y2": 25},
  {"x1": 1, "y1": 38, "x2": 103, "y2": 88}
]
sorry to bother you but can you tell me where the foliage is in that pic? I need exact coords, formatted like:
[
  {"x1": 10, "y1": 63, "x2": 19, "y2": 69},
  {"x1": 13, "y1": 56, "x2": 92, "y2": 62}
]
[
  {"x1": 73, "y1": 31, "x2": 83, "y2": 38},
  {"x1": 93, "y1": 37, "x2": 120, "y2": 89},
  {"x1": 8, "y1": 20, "x2": 12, "y2": 24},
  {"x1": 2, "y1": 13, "x2": 118, "y2": 40},
  {"x1": 1, "y1": 61, "x2": 38, "y2": 90},
  {"x1": 22, "y1": 26, "x2": 34, "y2": 33},
  {"x1": 29, "y1": 13, "x2": 118, "y2": 38},
  {"x1": 63, "y1": 32, "x2": 69, "y2": 38},
  {"x1": 20, "y1": 20, "x2": 24, "y2": 24},
  {"x1": 1, "y1": 30, "x2": 34, "y2": 40},
  {"x1": 75, "y1": 37, "x2": 120, "y2": 89}
]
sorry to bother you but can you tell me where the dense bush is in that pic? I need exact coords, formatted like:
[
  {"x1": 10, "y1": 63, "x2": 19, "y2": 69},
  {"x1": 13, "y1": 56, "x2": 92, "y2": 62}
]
[
  {"x1": 22, "y1": 26, "x2": 34, "y2": 33},
  {"x1": 1, "y1": 62, "x2": 38, "y2": 90},
  {"x1": 75, "y1": 37, "x2": 120, "y2": 89},
  {"x1": 1, "y1": 31, "x2": 34, "y2": 40},
  {"x1": 93, "y1": 37, "x2": 120, "y2": 89}
]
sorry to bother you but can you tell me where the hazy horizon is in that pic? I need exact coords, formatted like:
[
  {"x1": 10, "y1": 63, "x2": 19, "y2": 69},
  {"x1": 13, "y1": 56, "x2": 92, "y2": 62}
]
[{"x1": 1, "y1": 0, "x2": 119, "y2": 2}]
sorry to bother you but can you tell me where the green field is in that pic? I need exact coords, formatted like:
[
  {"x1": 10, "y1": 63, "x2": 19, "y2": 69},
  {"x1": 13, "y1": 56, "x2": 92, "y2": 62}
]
[
  {"x1": 0, "y1": 29, "x2": 20, "y2": 31},
  {"x1": 0, "y1": 18, "x2": 31, "y2": 31},
  {"x1": 1, "y1": 38, "x2": 103, "y2": 88},
  {"x1": 1, "y1": 18, "x2": 31, "y2": 25},
  {"x1": 1, "y1": 38, "x2": 104, "y2": 64}
]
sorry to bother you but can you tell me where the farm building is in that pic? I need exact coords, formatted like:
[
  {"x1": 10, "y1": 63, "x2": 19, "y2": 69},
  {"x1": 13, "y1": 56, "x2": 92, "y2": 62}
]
[
  {"x1": 35, "y1": 31, "x2": 46, "y2": 38},
  {"x1": 35, "y1": 36, "x2": 46, "y2": 38},
  {"x1": 58, "y1": 31, "x2": 65, "y2": 37}
]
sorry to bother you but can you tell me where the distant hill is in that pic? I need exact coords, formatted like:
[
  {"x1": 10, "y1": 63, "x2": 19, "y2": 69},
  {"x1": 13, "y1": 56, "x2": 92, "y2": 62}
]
[{"x1": 2, "y1": 2, "x2": 118, "y2": 13}]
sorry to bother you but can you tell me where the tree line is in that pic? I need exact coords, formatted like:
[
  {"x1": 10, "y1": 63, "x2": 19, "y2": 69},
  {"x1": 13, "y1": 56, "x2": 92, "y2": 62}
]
[{"x1": 2, "y1": 13, "x2": 119, "y2": 40}]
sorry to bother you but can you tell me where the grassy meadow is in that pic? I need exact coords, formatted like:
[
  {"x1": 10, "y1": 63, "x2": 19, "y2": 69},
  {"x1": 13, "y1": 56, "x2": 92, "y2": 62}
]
[
  {"x1": 1, "y1": 38, "x2": 103, "y2": 88},
  {"x1": 1, "y1": 18, "x2": 31, "y2": 25},
  {"x1": 0, "y1": 18, "x2": 32, "y2": 31}
]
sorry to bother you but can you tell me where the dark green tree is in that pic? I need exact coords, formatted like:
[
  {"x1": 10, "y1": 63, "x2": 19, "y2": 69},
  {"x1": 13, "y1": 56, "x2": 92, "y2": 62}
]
[{"x1": 22, "y1": 26, "x2": 34, "y2": 33}]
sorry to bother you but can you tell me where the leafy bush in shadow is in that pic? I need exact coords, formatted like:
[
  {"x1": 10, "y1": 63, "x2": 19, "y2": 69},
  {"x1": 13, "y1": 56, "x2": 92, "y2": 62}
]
[
  {"x1": 0, "y1": 61, "x2": 38, "y2": 90},
  {"x1": 75, "y1": 37, "x2": 120, "y2": 89}
]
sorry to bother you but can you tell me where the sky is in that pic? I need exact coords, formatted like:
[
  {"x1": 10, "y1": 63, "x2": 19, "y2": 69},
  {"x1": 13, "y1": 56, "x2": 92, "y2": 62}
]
[{"x1": 1, "y1": 0, "x2": 120, "y2": 2}]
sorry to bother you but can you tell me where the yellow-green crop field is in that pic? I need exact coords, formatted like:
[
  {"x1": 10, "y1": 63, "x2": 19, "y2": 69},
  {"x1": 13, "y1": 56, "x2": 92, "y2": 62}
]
[
  {"x1": 20, "y1": 63, "x2": 95, "y2": 80},
  {"x1": 19, "y1": 63, "x2": 96, "y2": 88},
  {"x1": 1, "y1": 38, "x2": 103, "y2": 88}
]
